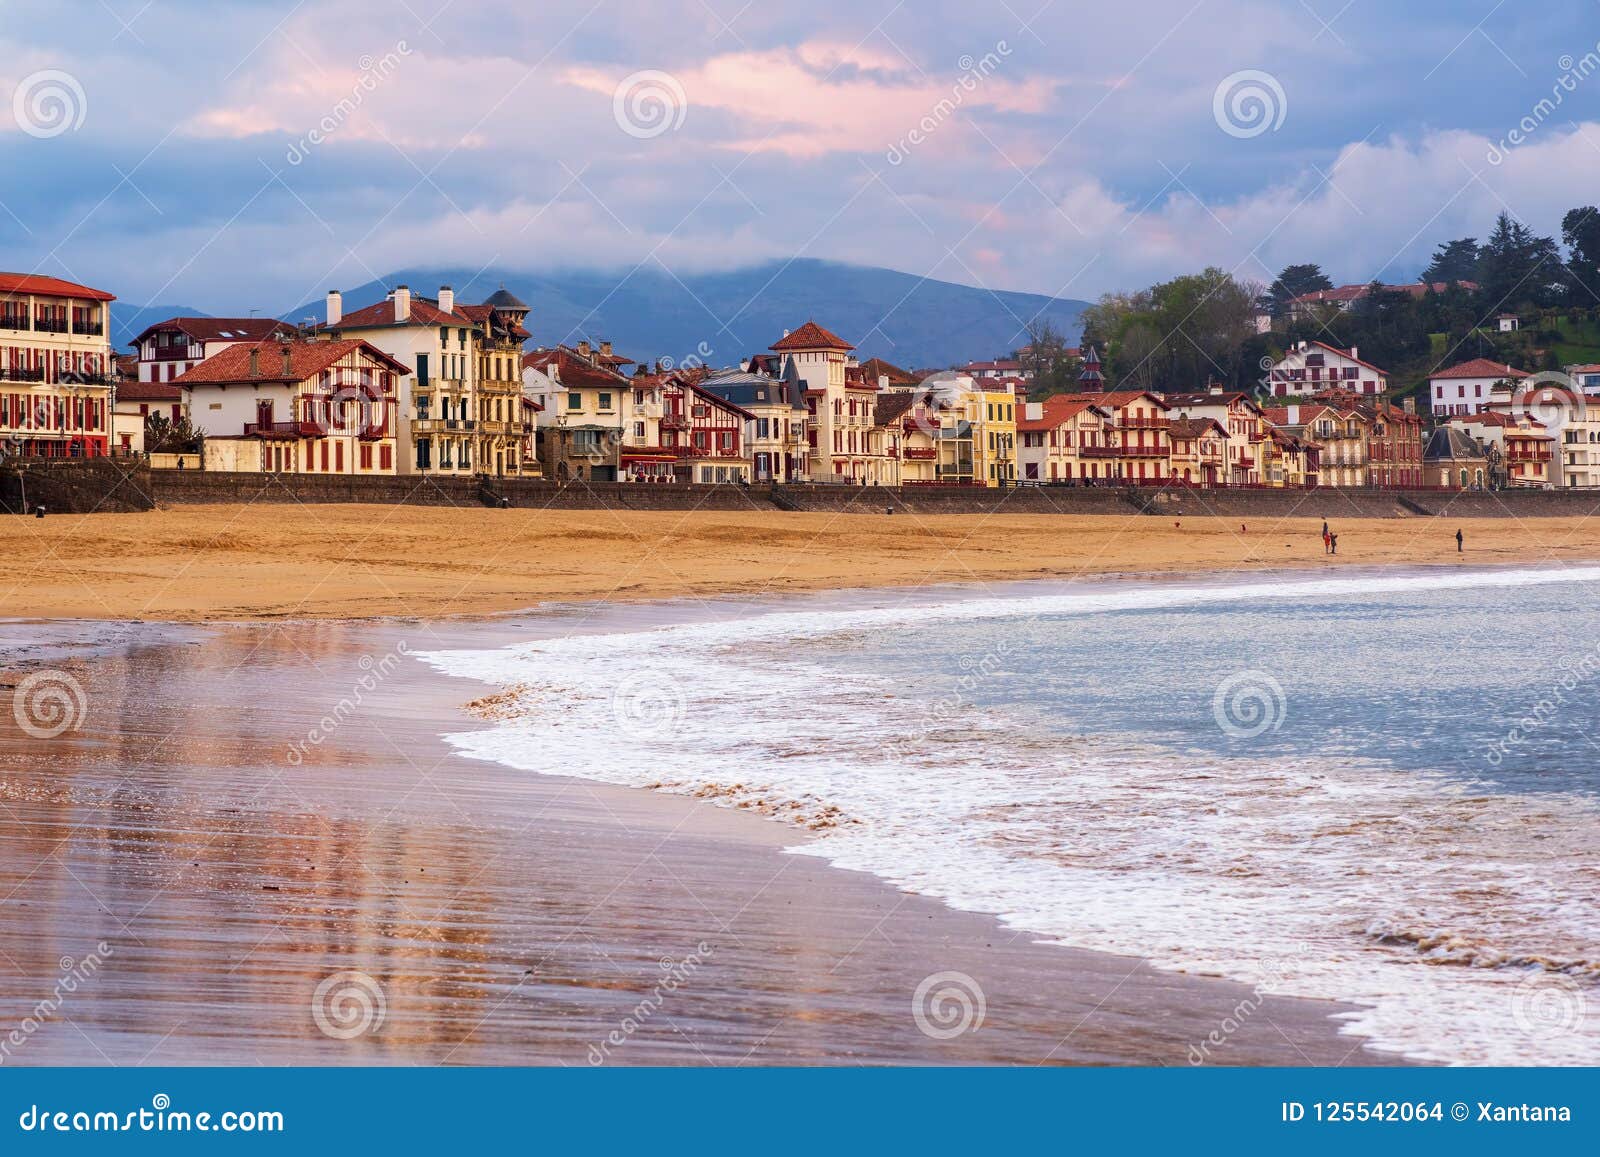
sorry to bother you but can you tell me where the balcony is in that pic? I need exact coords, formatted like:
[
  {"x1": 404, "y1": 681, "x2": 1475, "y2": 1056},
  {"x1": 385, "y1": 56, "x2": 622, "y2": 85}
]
[
  {"x1": 0, "y1": 314, "x2": 28, "y2": 332},
  {"x1": 72, "y1": 322, "x2": 104, "y2": 336},
  {"x1": 2, "y1": 367, "x2": 46, "y2": 383},
  {"x1": 661, "y1": 414, "x2": 689, "y2": 430},
  {"x1": 1078, "y1": 445, "x2": 1119, "y2": 458},
  {"x1": 33, "y1": 317, "x2": 68, "y2": 334},
  {"x1": 1119, "y1": 417, "x2": 1170, "y2": 429},
  {"x1": 358, "y1": 427, "x2": 389, "y2": 442},
  {"x1": 903, "y1": 447, "x2": 937, "y2": 460},
  {"x1": 244, "y1": 421, "x2": 323, "y2": 437},
  {"x1": 149, "y1": 346, "x2": 195, "y2": 361}
]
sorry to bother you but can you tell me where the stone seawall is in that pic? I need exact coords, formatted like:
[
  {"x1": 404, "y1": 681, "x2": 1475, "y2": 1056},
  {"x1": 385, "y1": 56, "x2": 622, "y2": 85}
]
[
  {"x1": 95, "y1": 468, "x2": 1600, "y2": 519},
  {"x1": 0, "y1": 458, "x2": 154, "y2": 515}
]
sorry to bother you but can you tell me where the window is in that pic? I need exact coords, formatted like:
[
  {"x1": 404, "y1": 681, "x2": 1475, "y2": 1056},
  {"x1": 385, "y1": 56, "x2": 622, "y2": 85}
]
[
  {"x1": 416, "y1": 353, "x2": 429, "y2": 386},
  {"x1": 568, "y1": 392, "x2": 582, "y2": 411},
  {"x1": 634, "y1": 421, "x2": 644, "y2": 437},
  {"x1": 598, "y1": 392, "x2": 613, "y2": 411}
]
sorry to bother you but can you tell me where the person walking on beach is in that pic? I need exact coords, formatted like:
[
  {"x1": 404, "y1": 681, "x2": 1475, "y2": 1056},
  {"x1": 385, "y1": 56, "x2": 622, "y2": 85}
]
[
  {"x1": 1456, "y1": 528, "x2": 1464, "y2": 553},
  {"x1": 1329, "y1": 532, "x2": 1338, "y2": 555},
  {"x1": 1322, "y1": 528, "x2": 1332, "y2": 554}
]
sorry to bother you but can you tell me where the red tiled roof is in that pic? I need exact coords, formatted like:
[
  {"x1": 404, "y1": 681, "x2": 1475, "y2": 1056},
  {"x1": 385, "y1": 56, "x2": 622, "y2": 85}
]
[
  {"x1": 1015, "y1": 396, "x2": 1105, "y2": 432},
  {"x1": 1167, "y1": 416, "x2": 1227, "y2": 439},
  {"x1": 770, "y1": 320, "x2": 853, "y2": 352},
  {"x1": 522, "y1": 346, "x2": 630, "y2": 388},
  {"x1": 1299, "y1": 341, "x2": 1390, "y2": 377},
  {"x1": 0, "y1": 272, "x2": 115, "y2": 302},
  {"x1": 860, "y1": 356, "x2": 918, "y2": 385},
  {"x1": 331, "y1": 295, "x2": 471, "y2": 330},
  {"x1": 134, "y1": 317, "x2": 295, "y2": 345},
  {"x1": 1430, "y1": 358, "x2": 1525, "y2": 381},
  {"x1": 175, "y1": 340, "x2": 411, "y2": 384},
  {"x1": 1291, "y1": 281, "x2": 1477, "y2": 304},
  {"x1": 116, "y1": 379, "x2": 182, "y2": 402},
  {"x1": 1094, "y1": 390, "x2": 1169, "y2": 409}
]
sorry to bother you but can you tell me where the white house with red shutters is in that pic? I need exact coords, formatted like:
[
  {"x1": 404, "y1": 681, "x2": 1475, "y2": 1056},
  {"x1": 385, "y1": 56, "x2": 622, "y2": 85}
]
[
  {"x1": 132, "y1": 317, "x2": 297, "y2": 384},
  {"x1": 1268, "y1": 341, "x2": 1389, "y2": 397},
  {"x1": 1427, "y1": 357, "x2": 1526, "y2": 417}
]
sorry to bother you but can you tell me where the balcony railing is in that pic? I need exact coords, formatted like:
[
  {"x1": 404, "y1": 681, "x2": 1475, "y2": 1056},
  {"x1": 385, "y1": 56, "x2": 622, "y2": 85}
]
[
  {"x1": 33, "y1": 318, "x2": 69, "y2": 334},
  {"x1": 661, "y1": 415, "x2": 689, "y2": 430},
  {"x1": 1078, "y1": 445, "x2": 1118, "y2": 457},
  {"x1": 2, "y1": 367, "x2": 47, "y2": 383},
  {"x1": 244, "y1": 420, "x2": 323, "y2": 437},
  {"x1": 903, "y1": 447, "x2": 938, "y2": 460},
  {"x1": 72, "y1": 322, "x2": 104, "y2": 336}
]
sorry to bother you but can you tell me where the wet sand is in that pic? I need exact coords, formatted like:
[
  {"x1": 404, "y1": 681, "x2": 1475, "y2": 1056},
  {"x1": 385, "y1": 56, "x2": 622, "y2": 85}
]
[
  {"x1": 6, "y1": 502, "x2": 1600, "y2": 621},
  {"x1": 0, "y1": 603, "x2": 1404, "y2": 1066}
]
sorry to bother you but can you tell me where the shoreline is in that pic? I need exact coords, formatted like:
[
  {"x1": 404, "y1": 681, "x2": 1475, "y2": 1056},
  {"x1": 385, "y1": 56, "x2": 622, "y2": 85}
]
[
  {"x1": 7, "y1": 503, "x2": 1600, "y2": 622},
  {"x1": 0, "y1": 599, "x2": 1405, "y2": 1066}
]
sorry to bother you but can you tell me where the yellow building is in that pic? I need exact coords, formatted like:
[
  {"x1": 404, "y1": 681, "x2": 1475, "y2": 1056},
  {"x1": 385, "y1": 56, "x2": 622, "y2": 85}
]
[
  {"x1": 0, "y1": 273, "x2": 116, "y2": 458},
  {"x1": 976, "y1": 383, "x2": 1019, "y2": 486},
  {"x1": 462, "y1": 289, "x2": 539, "y2": 477}
]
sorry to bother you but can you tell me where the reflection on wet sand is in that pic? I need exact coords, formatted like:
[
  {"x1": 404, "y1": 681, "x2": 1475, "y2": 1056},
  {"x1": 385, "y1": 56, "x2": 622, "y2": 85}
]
[{"x1": 0, "y1": 610, "x2": 1401, "y2": 1066}]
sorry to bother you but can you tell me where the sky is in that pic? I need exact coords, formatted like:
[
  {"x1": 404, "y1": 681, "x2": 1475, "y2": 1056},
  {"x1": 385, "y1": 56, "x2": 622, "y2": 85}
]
[{"x1": 3, "y1": 0, "x2": 1600, "y2": 315}]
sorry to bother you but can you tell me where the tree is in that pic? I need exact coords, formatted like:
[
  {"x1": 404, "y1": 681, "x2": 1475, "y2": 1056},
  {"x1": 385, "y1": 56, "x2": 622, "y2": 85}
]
[
  {"x1": 1016, "y1": 318, "x2": 1078, "y2": 396},
  {"x1": 1421, "y1": 238, "x2": 1479, "y2": 285},
  {"x1": 1475, "y1": 212, "x2": 1564, "y2": 310},
  {"x1": 1562, "y1": 206, "x2": 1600, "y2": 304},
  {"x1": 1258, "y1": 263, "x2": 1333, "y2": 318}
]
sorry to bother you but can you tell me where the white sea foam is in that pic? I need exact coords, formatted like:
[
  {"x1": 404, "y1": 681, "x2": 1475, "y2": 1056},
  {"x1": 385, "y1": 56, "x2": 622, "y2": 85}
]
[{"x1": 417, "y1": 566, "x2": 1600, "y2": 1065}]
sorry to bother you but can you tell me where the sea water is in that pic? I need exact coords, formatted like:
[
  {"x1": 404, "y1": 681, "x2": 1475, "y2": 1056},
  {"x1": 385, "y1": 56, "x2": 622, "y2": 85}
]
[{"x1": 417, "y1": 565, "x2": 1600, "y2": 1064}]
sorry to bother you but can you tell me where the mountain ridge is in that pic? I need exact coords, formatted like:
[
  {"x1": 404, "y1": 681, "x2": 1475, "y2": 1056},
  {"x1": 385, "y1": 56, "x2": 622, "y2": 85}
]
[{"x1": 114, "y1": 259, "x2": 1086, "y2": 369}]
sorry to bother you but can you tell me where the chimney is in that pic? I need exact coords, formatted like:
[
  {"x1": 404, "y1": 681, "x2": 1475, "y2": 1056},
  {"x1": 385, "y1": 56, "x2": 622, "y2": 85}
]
[
  {"x1": 1403, "y1": 396, "x2": 1415, "y2": 415},
  {"x1": 249, "y1": 347, "x2": 260, "y2": 378},
  {"x1": 281, "y1": 344, "x2": 294, "y2": 377},
  {"x1": 438, "y1": 285, "x2": 454, "y2": 314},
  {"x1": 326, "y1": 289, "x2": 343, "y2": 327},
  {"x1": 394, "y1": 285, "x2": 411, "y2": 323},
  {"x1": 1349, "y1": 346, "x2": 1358, "y2": 361},
  {"x1": 600, "y1": 340, "x2": 612, "y2": 358},
  {"x1": 1208, "y1": 383, "x2": 1223, "y2": 395},
  {"x1": 577, "y1": 340, "x2": 591, "y2": 358}
]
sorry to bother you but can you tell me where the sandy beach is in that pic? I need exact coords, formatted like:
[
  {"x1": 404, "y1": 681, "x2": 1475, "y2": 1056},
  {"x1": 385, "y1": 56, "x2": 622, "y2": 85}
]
[
  {"x1": 6, "y1": 502, "x2": 1600, "y2": 622},
  {"x1": 0, "y1": 605, "x2": 1404, "y2": 1066}
]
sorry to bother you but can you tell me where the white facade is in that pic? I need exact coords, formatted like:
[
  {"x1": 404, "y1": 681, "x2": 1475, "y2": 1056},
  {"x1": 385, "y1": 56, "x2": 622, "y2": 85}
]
[{"x1": 1269, "y1": 341, "x2": 1387, "y2": 397}]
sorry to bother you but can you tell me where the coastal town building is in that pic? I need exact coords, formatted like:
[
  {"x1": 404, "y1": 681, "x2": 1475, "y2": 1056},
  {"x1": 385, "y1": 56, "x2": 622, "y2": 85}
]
[
  {"x1": 1165, "y1": 416, "x2": 1229, "y2": 486},
  {"x1": 0, "y1": 273, "x2": 117, "y2": 459},
  {"x1": 132, "y1": 317, "x2": 295, "y2": 384},
  {"x1": 1424, "y1": 426, "x2": 1490, "y2": 490},
  {"x1": 523, "y1": 344, "x2": 631, "y2": 482},
  {"x1": 460, "y1": 290, "x2": 538, "y2": 477},
  {"x1": 1017, "y1": 396, "x2": 1115, "y2": 483},
  {"x1": 1428, "y1": 358, "x2": 1525, "y2": 418},
  {"x1": 875, "y1": 389, "x2": 941, "y2": 484},
  {"x1": 1447, "y1": 410, "x2": 1554, "y2": 488},
  {"x1": 176, "y1": 339, "x2": 411, "y2": 474},
  {"x1": 112, "y1": 377, "x2": 183, "y2": 454},
  {"x1": 1267, "y1": 402, "x2": 1366, "y2": 488},
  {"x1": 699, "y1": 367, "x2": 810, "y2": 482},
  {"x1": 320, "y1": 286, "x2": 485, "y2": 477},
  {"x1": 1269, "y1": 341, "x2": 1389, "y2": 397},
  {"x1": 1320, "y1": 390, "x2": 1424, "y2": 488},
  {"x1": 975, "y1": 379, "x2": 1019, "y2": 486},
  {"x1": 1092, "y1": 390, "x2": 1172, "y2": 484},
  {"x1": 958, "y1": 358, "x2": 1031, "y2": 382},
  {"x1": 772, "y1": 322, "x2": 898, "y2": 485},
  {"x1": 1287, "y1": 281, "x2": 1476, "y2": 321},
  {"x1": 669, "y1": 375, "x2": 756, "y2": 484},
  {"x1": 1165, "y1": 389, "x2": 1269, "y2": 485}
]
